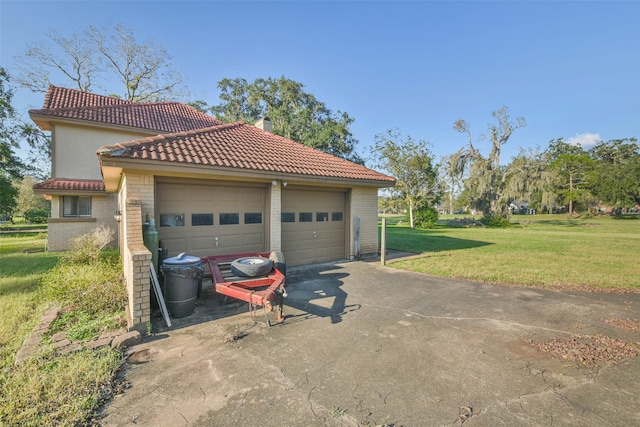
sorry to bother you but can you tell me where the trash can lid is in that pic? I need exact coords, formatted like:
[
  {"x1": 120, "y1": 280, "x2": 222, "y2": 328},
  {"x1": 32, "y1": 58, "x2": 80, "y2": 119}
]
[{"x1": 163, "y1": 252, "x2": 202, "y2": 266}]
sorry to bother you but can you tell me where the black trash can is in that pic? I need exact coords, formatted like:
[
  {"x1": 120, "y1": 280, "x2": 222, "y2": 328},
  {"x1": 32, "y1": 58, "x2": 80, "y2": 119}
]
[{"x1": 161, "y1": 253, "x2": 203, "y2": 318}]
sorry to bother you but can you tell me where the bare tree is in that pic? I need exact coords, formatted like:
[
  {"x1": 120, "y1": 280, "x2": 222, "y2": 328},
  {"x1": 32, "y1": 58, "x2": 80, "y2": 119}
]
[
  {"x1": 13, "y1": 25, "x2": 187, "y2": 101},
  {"x1": 86, "y1": 25, "x2": 186, "y2": 101},
  {"x1": 453, "y1": 106, "x2": 526, "y2": 216},
  {"x1": 13, "y1": 29, "x2": 100, "y2": 93}
]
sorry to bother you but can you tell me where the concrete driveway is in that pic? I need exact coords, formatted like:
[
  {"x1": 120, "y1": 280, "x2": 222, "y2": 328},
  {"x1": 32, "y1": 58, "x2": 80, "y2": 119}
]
[{"x1": 100, "y1": 257, "x2": 640, "y2": 426}]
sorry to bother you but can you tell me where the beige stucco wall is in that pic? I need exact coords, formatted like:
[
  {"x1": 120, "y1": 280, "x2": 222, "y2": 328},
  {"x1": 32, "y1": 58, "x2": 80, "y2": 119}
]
[
  {"x1": 46, "y1": 193, "x2": 119, "y2": 251},
  {"x1": 349, "y1": 186, "x2": 379, "y2": 258},
  {"x1": 52, "y1": 124, "x2": 150, "y2": 180}
]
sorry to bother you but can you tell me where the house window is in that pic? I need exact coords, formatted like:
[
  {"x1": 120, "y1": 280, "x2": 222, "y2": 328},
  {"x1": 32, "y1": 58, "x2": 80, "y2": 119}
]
[
  {"x1": 220, "y1": 213, "x2": 240, "y2": 225},
  {"x1": 332, "y1": 212, "x2": 344, "y2": 221},
  {"x1": 63, "y1": 196, "x2": 92, "y2": 218},
  {"x1": 192, "y1": 214, "x2": 214, "y2": 226},
  {"x1": 299, "y1": 212, "x2": 313, "y2": 222},
  {"x1": 281, "y1": 212, "x2": 295, "y2": 223},
  {"x1": 244, "y1": 213, "x2": 262, "y2": 224}
]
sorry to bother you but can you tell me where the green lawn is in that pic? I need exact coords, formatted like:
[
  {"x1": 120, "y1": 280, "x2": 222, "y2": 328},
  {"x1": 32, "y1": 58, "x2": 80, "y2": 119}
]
[
  {"x1": 380, "y1": 214, "x2": 640, "y2": 291},
  {"x1": 0, "y1": 232, "x2": 124, "y2": 426}
]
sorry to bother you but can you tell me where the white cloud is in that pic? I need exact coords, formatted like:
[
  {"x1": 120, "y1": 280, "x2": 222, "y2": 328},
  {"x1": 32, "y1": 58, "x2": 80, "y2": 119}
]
[{"x1": 567, "y1": 133, "x2": 602, "y2": 148}]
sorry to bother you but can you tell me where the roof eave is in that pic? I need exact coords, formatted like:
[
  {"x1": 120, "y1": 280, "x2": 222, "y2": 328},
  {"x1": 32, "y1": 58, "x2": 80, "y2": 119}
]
[
  {"x1": 98, "y1": 156, "x2": 396, "y2": 191},
  {"x1": 28, "y1": 112, "x2": 169, "y2": 136},
  {"x1": 33, "y1": 187, "x2": 107, "y2": 196}
]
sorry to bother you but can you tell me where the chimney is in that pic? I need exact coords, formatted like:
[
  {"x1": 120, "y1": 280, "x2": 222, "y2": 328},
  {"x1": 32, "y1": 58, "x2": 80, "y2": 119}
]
[{"x1": 255, "y1": 116, "x2": 272, "y2": 133}]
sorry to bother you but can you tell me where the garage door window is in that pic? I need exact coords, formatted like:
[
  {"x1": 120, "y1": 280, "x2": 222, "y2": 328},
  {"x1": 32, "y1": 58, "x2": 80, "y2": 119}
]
[
  {"x1": 245, "y1": 213, "x2": 262, "y2": 224},
  {"x1": 316, "y1": 212, "x2": 329, "y2": 222},
  {"x1": 160, "y1": 214, "x2": 185, "y2": 227},
  {"x1": 332, "y1": 212, "x2": 344, "y2": 221},
  {"x1": 192, "y1": 213, "x2": 214, "y2": 226},
  {"x1": 220, "y1": 213, "x2": 240, "y2": 225},
  {"x1": 281, "y1": 212, "x2": 295, "y2": 223},
  {"x1": 299, "y1": 212, "x2": 313, "y2": 222}
]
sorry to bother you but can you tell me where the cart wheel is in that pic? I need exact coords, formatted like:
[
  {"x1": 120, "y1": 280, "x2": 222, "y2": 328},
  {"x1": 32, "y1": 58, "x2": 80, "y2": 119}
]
[
  {"x1": 269, "y1": 251, "x2": 286, "y2": 277},
  {"x1": 230, "y1": 257, "x2": 273, "y2": 277}
]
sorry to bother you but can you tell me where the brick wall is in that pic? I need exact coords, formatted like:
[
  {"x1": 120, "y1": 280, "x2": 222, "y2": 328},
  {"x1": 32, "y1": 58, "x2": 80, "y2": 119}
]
[
  {"x1": 121, "y1": 196, "x2": 152, "y2": 332},
  {"x1": 269, "y1": 182, "x2": 282, "y2": 251},
  {"x1": 119, "y1": 172, "x2": 155, "y2": 332},
  {"x1": 121, "y1": 173, "x2": 155, "y2": 220},
  {"x1": 349, "y1": 186, "x2": 379, "y2": 258}
]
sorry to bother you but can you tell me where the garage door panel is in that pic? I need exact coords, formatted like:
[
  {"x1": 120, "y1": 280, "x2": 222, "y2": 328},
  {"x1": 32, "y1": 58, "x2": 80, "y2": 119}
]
[
  {"x1": 158, "y1": 184, "x2": 187, "y2": 202},
  {"x1": 218, "y1": 234, "x2": 240, "y2": 248},
  {"x1": 191, "y1": 236, "x2": 215, "y2": 251},
  {"x1": 190, "y1": 186, "x2": 215, "y2": 203},
  {"x1": 241, "y1": 188, "x2": 265, "y2": 202},
  {"x1": 244, "y1": 232, "x2": 264, "y2": 246},
  {"x1": 282, "y1": 230, "x2": 296, "y2": 241},
  {"x1": 162, "y1": 237, "x2": 187, "y2": 256},
  {"x1": 158, "y1": 182, "x2": 266, "y2": 259},
  {"x1": 282, "y1": 189, "x2": 346, "y2": 266}
]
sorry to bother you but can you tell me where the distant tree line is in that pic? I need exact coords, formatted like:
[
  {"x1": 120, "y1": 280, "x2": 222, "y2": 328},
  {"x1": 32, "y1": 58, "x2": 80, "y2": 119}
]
[{"x1": 377, "y1": 106, "x2": 639, "y2": 227}]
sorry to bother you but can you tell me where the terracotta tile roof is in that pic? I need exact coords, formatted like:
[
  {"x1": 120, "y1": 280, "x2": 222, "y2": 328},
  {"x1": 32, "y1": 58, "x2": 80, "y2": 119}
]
[
  {"x1": 33, "y1": 179, "x2": 105, "y2": 193},
  {"x1": 31, "y1": 86, "x2": 223, "y2": 133},
  {"x1": 42, "y1": 85, "x2": 133, "y2": 109},
  {"x1": 99, "y1": 123, "x2": 396, "y2": 184}
]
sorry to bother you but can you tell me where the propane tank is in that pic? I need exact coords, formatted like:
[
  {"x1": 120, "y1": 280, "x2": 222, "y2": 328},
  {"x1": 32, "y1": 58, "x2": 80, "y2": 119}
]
[{"x1": 143, "y1": 217, "x2": 159, "y2": 273}]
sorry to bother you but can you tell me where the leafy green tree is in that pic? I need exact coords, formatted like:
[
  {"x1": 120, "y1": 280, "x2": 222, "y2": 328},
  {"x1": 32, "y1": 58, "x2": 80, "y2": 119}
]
[
  {"x1": 453, "y1": 106, "x2": 526, "y2": 217},
  {"x1": 0, "y1": 67, "x2": 26, "y2": 180},
  {"x1": 210, "y1": 76, "x2": 363, "y2": 164},
  {"x1": 374, "y1": 129, "x2": 439, "y2": 228},
  {"x1": 587, "y1": 138, "x2": 639, "y2": 209},
  {"x1": 210, "y1": 78, "x2": 263, "y2": 123},
  {"x1": 15, "y1": 176, "x2": 50, "y2": 217},
  {"x1": 546, "y1": 139, "x2": 594, "y2": 218},
  {"x1": 0, "y1": 175, "x2": 18, "y2": 220},
  {"x1": 439, "y1": 153, "x2": 467, "y2": 214},
  {"x1": 20, "y1": 123, "x2": 51, "y2": 180},
  {"x1": 14, "y1": 25, "x2": 186, "y2": 101},
  {"x1": 502, "y1": 147, "x2": 556, "y2": 214}
]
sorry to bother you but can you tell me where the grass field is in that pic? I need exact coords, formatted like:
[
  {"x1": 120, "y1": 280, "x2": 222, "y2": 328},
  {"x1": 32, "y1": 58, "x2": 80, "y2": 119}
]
[
  {"x1": 0, "y1": 232, "x2": 124, "y2": 426},
  {"x1": 380, "y1": 214, "x2": 640, "y2": 291}
]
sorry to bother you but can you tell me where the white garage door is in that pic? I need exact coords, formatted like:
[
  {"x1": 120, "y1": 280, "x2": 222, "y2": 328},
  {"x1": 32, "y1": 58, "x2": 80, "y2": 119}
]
[
  {"x1": 157, "y1": 182, "x2": 266, "y2": 259},
  {"x1": 282, "y1": 189, "x2": 346, "y2": 266}
]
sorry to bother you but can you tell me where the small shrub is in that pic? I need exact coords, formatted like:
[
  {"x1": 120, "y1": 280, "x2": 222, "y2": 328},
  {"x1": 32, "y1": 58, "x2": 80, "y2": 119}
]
[
  {"x1": 63, "y1": 225, "x2": 114, "y2": 265},
  {"x1": 479, "y1": 214, "x2": 511, "y2": 227},
  {"x1": 24, "y1": 209, "x2": 49, "y2": 224},
  {"x1": 410, "y1": 206, "x2": 439, "y2": 229}
]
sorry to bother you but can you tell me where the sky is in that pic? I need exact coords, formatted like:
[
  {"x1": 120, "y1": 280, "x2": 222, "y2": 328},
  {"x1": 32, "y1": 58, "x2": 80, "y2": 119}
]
[{"x1": 1, "y1": 0, "x2": 639, "y2": 168}]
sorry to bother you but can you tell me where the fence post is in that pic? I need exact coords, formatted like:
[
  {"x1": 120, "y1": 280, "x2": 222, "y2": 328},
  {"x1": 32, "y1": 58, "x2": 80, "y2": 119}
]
[
  {"x1": 354, "y1": 217, "x2": 360, "y2": 260},
  {"x1": 380, "y1": 217, "x2": 386, "y2": 266}
]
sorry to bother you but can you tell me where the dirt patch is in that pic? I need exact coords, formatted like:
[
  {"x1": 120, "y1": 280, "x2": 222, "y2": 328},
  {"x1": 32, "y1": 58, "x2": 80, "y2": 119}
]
[
  {"x1": 603, "y1": 317, "x2": 640, "y2": 332},
  {"x1": 530, "y1": 335, "x2": 640, "y2": 369}
]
